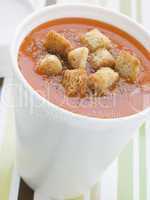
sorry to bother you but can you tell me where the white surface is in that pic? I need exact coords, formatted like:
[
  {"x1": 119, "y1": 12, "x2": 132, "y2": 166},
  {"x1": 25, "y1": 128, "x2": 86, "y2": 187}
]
[
  {"x1": 0, "y1": 80, "x2": 7, "y2": 148},
  {"x1": 0, "y1": 45, "x2": 12, "y2": 78},
  {"x1": 9, "y1": 168, "x2": 20, "y2": 200},
  {"x1": 28, "y1": 0, "x2": 47, "y2": 10},
  {"x1": 0, "y1": 0, "x2": 33, "y2": 46},
  {"x1": 0, "y1": 0, "x2": 48, "y2": 78},
  {"x1": 142, "y1": 0, "x2": 150, "y2": 30},
  {"x1": 101, "y1": 159, "x2": 118, "y2": 200},
  {"x1": 57, "y1": 0, "x2": 99, "y2": 4},
  {"x1": 0, "y1": 0, "x2": 45, "y2": 157},
  {"x1": 133, "y1": 133, "x2": 139, "y2": 200},
  {"x1": 146, "y1": 122, "x2": 150, "y2": 200}
]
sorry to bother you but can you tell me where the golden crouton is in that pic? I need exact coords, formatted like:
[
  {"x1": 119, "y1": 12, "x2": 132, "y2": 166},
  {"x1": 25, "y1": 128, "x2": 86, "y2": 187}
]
[
  {"x1": 88, "y1": 67, "x2": 119, "y2": 96},
  {"x1": 68, "y1": 47, "x2": 89, "y2": 69},
  {"x1": 62, "y1": 69, "x2": 88, "y2": 97},
  {"x1": 115, "y1": 50, "x2": 141, "y2": 82},
  {"x1": 91, "y1": 48, "x2": 116, "y2": 70},
  {"x1": 44, "y1": 31, "x2": 72, "y2": 57},
  {"x1": 37, "y1": 54, "x2": 62, "y2": 76},
  {"x1": 80, "y1": 29, "x2": 111, "y2": 52}
]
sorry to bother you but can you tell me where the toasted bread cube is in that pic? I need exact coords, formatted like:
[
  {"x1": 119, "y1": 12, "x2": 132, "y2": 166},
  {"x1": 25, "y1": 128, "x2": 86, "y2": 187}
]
[
  {"x1": 91, "y1": 48, "x2": 116, "y2": 70},
  {"x1": 37, "y1": 54, "x2": 62, "y2": 76},
  {"x1": 44, "y1": 31, "x2": 72, "y2": 57},
  {"x1": 115, "y1": 50, "x2": 141, "y2": 82},
  {"x1": 88, "y1": 67, "x2": 119, "y2": 96},
  {"x1": 68, "y1": 47, "x2": 89, "y2": 69},
  {"x1": 80, "y1": 29, "x2": 111, "y2": 52},
  {"x1": 62, "y1": 69, "x2": 88, "y2": 97}
]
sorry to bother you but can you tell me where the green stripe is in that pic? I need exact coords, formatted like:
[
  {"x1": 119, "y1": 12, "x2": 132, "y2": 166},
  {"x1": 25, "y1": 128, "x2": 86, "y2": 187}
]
[
  {"x1": 67, "y1": 194, "x2": 83, "y2": 200},
  {"x1": 136, "y1": 0, "x2": 142, "y2": 22},
  {"x1": 120, "y1": 0, "x2": 132, "y2": 16},
  {"x1": 90, "y1": 182, "x2": 100, "y2": 200},
  {"x1": 0, "y1": 138, "x2": 14, "y2": 200},
  {"x1": 0, "y1": 166, "x2": 13, "y2": 200},
  {"x1": 99, "y1": 0, "x2": 106, "y2": 7},
  {"x1": 139, "y1": 123, "x2": 147, "y2": 200},
  {"x1": 0, "y1": 112, "x2": 15, "y2": 200},
  {"x1": 118, "y1": 141, "x2": 133, "y2": 200}
]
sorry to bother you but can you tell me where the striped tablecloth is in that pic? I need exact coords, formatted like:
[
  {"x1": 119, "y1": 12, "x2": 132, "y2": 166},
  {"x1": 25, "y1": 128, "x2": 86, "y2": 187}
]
[{"x1": 0, "y1": 0, "x2": 149, "y2": 200}]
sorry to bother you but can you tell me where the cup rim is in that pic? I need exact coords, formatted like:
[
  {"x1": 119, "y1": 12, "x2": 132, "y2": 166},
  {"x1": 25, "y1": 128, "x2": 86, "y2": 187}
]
[{"x1": 11, "y1": 3, "x2": 150, "y2": 124}]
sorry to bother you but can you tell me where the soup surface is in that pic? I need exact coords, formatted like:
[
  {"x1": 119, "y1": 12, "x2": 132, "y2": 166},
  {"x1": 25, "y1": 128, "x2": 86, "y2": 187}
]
[{"x1": 18, "y1": 18, "x2": 150, "y2": 118}]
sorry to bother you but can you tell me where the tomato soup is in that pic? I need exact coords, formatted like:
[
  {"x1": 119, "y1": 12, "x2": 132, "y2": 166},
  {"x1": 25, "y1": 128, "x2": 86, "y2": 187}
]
[{"x1": 18, "y1": 18, "x2": 150, "y2": 118}]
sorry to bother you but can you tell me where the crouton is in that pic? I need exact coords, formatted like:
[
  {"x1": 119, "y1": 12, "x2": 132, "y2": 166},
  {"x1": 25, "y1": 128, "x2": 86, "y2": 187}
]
[
  {"x1": 80, "y1": 29, "x2": 111, "y2": 52},
  {"x1": 37, "y1": 54, "x2": 62, "y2": 76},
  {"x1": 44, "y1": 31, "x2": 72, "y2": 57},
  {"x1": 91, "y1": 48, "x2": 116, "y2": 70},
  {"x1": 62, "y1": 69, "x2": 88, "y2": 97},
  {"x1": 88, "y1": 67, "x2": 119, "y2": 96},
  {"x1": 115, "y1": 50, "x2": 141, "y2": 82},
  {"x1": 68, "y1": 47, "x2": 89, "y2": 69}
]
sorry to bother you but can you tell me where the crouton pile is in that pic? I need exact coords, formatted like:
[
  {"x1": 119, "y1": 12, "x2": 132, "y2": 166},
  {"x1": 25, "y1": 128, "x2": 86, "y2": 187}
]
[{"x1": 37, "y1": 29, "x2": 141, "y2": 97}]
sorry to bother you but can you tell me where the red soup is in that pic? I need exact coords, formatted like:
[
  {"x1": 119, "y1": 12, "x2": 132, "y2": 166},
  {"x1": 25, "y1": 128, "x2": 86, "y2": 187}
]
[{"x1": 18, "y1": 18, "x2": 150, "y2": 118}]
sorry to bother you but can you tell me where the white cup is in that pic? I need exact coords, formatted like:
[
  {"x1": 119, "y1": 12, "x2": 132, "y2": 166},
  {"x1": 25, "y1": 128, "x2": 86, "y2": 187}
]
[{"x1": 10, "y1": 4, "x2": 150, "y2": 199}]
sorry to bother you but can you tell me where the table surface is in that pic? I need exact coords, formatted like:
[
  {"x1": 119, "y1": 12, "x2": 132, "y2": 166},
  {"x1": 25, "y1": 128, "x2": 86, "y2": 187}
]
[{"x1": 18, "y1": 180, "x2": 34, "y2": 200}]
